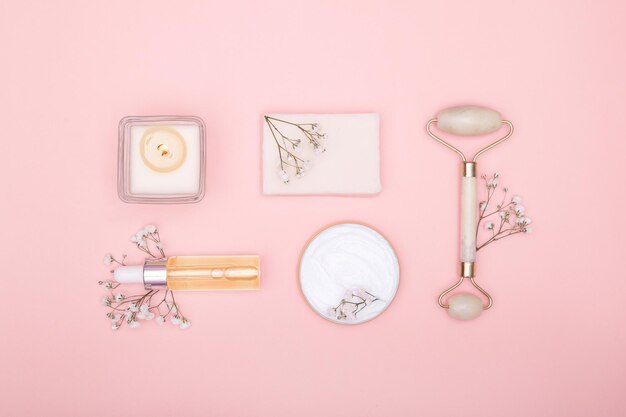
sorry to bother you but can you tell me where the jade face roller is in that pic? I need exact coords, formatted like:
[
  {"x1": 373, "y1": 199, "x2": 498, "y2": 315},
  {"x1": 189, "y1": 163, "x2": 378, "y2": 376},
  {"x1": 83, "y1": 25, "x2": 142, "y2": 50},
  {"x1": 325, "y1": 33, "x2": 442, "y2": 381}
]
[{"x1": 426, "y1": 105, "x2": 514, "y2": 320}]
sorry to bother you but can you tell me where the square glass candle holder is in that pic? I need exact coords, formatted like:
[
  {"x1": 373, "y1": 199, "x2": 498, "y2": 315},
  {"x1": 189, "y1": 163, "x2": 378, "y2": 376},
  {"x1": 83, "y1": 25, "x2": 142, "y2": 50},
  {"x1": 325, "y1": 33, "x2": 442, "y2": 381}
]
[{"x1": 118, "y1": 116, "x2": 205, "y2": 204}]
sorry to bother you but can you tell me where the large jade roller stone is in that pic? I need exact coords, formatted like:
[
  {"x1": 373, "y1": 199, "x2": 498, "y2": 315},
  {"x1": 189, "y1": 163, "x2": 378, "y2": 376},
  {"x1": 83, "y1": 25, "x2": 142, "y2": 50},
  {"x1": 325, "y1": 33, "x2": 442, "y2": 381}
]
[{"x1": 437, "y1": 106, "x2": 502, "y2": 135}]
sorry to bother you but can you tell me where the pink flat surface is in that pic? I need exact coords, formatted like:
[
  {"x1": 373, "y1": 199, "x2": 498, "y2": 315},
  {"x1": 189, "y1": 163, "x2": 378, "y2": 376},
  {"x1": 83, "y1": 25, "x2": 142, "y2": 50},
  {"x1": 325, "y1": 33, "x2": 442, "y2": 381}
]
[{"x1": 1, "y1": 1, "x2": 625, "y2": 416}]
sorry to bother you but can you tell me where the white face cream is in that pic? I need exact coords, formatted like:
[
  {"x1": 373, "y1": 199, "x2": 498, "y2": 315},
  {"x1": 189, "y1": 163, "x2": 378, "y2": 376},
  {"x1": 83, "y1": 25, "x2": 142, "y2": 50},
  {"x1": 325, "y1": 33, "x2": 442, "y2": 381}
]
[{"x1": 299, "y1": 223, "x2": 400, "y2": 324}]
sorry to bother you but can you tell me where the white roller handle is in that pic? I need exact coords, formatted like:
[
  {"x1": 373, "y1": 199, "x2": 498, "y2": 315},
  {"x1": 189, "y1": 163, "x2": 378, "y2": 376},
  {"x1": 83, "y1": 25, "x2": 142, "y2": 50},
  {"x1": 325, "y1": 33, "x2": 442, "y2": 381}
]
[{"x1": 460, "y1": 177, "x2": 477, "y2": 262}]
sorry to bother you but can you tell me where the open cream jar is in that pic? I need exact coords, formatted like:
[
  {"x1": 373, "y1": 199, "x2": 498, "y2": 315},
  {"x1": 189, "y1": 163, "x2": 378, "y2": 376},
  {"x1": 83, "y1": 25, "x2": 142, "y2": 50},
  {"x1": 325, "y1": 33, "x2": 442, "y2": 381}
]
[
  {"x1": 118, "y1": 116, "x2": 205, "y2": 204},
  {"x1": 299, "y1": 222, "x2": 400, "y2": 324}
]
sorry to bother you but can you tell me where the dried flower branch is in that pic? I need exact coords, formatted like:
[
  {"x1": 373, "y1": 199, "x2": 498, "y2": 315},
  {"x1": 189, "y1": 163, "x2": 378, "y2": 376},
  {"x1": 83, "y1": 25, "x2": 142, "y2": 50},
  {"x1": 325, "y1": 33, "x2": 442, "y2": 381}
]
[
  {"x1": 98, "y1": 225, "x2": 190, "y2": 330},
  {"x1": 103, "y1": 253, "x2": 126, "y2": 273},
  {"x1": 476, "y1": 173, "x2": 532, "y2": 251},
  {"x1": 327, "y1": 289, "x2": 382, "y2": 321},
  {"x1": 264, "y1": 115, "x2": 327, "y2": 184},
  {"x1": 129, "y1": 224, "x2": 165, "y2": 259}
]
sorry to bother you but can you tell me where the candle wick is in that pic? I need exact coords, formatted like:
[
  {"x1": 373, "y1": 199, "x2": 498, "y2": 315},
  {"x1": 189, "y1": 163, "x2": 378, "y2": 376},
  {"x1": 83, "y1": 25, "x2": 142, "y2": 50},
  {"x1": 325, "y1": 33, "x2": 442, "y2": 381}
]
[{"x1": 157, "y1": 144, "x2": 169, "y2": 157}]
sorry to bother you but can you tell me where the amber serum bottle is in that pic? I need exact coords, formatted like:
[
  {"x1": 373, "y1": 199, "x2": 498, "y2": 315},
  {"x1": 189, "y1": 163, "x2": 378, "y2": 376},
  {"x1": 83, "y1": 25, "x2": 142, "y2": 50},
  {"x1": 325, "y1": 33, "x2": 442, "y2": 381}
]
[{"x1": 114, "y1": 256, "x2": 260, "y2": 290}]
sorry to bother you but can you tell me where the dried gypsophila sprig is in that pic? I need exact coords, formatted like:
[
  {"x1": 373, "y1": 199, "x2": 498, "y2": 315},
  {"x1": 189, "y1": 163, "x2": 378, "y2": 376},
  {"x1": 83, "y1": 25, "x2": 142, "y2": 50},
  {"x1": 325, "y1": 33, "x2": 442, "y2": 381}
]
[
  {"x1": 264, "y1": 115, "x2": 327, "y2": 184},
  {"x1": 476, "y1": 173, "x2": 532, "y2": 251},
  {"x1": 99, "y1": 225, "x2": 191, "y2": 331},
  {"x1": 129, "y1": 224, "x2": 165, "y2": 259},
  {"x1": 327, "y1": 289, "x2": 382, "y2": 321}
]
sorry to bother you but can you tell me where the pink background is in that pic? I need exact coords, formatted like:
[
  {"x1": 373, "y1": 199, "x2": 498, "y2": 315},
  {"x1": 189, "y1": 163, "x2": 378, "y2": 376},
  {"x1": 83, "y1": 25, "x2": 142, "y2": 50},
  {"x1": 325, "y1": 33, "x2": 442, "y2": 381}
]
[{"x1": 1, "y1": 0, "x2": 625, "y2": 416}]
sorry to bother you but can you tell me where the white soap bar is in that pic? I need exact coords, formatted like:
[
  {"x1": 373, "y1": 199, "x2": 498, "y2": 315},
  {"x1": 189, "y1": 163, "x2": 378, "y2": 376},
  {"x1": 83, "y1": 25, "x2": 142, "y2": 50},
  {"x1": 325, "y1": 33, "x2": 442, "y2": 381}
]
[{"x1": 262, "y1": 113, "x2": 381, "y2": 195}]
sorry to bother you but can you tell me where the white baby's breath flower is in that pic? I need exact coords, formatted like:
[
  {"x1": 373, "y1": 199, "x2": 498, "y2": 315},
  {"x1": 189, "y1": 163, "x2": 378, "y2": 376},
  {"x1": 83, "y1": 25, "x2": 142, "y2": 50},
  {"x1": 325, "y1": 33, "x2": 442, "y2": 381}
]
[
  {"x1": 103, "y1": 253, "x2": 113, "y2": 266},
  {"x1": 355, "y1": 289, "x2": 376, "y2": 304},
  {"x1": 341, "y1": 304, "x2": 356, "y2": 320},
  {"x1": 354, "y1": 289, "x2": 367, "y2": 299},
  {"x1": 278, "y1": 169, "x2": 290, "y2": 184},
  {"x1": 475, "y1": 173, "x2": 533, "y2": 251},
  {"x1": 99, "y1": 225, "x2": 192, "y2": 330},
  {"x1": 137, "y1": 305, "x2": 153, "y2": 320},
  {"x1": 138, "y1": 311, "x2": 155, "y2": 320}
]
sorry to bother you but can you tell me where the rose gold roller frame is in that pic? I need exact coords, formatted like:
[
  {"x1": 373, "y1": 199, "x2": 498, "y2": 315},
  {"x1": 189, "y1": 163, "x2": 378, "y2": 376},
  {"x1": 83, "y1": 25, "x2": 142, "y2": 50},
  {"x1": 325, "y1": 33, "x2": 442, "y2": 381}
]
[{"x1": 426, "y1": 106, "x2": 514, "y2": 312}]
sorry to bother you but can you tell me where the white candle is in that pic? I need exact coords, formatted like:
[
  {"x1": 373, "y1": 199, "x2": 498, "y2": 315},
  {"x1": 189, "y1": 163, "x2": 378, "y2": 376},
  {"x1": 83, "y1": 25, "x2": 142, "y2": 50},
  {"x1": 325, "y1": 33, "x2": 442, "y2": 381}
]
[{"x1": 118, "y1": 116, "x2": 205, "y2": 203}]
